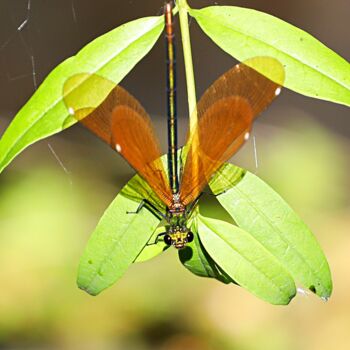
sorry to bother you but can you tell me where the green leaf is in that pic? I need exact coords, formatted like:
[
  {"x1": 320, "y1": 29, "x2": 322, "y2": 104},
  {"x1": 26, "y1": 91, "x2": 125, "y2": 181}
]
[
  {"x1": 198, "y1": 215, "x2": 296, "y2": 305},
  {"x1": 134, "y1": 226, "x2": 168, "y2": 263},
  {"x1": 178, "y1": 220, "x2": 233, "y2": 284},
  {"x1": 208, "y1": 163, "x2": 246, "y2": 195},
  {"x1": 0, "y1": 15, "x2": 164, "y2": 174},
  {"x1": 77, "y1": 176, "x2": 161, "y2": 296},
  {"x1": 109, "y1": 152, "x2": 178, "y2": 265},
  {"x1": 210, "y1": 163, "x2": 332, "y2": 299},
  {"x1": 121, "y1": 171, "x2": 166, "y2": 214},
  {"x1": 190, "y1": 6, "x2": 350, "y2": 106}
]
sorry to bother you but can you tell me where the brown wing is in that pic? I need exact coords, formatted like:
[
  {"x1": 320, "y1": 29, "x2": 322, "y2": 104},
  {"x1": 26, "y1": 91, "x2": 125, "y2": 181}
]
[
  {"x1": 180, "y1": 57, "x2": 285, "y2": 205},
  {"x1": 64, "y1": 76, "x2": 173, "y2": 207},
  {"x1": 111, "y1": 104, "x2": 173, "y2": 207}
]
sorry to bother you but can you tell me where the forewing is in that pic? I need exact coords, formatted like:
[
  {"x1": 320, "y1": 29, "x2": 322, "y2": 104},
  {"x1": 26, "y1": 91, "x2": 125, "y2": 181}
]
[
  {"x1": 120, "y1": 174, "x2": 167, "y2": 213},
  {"x1": 63, "y1": 75, "x2": 173, "y2": 207},
  {"x1": 180, "y1": 57, "x2": 284, "y2": 205},
  {"x1": 196, "y1": 57, "x2": 285, "y2": 118},
  {"x1": 111, "y1": 104, "x2": 172, "y2": 207}
]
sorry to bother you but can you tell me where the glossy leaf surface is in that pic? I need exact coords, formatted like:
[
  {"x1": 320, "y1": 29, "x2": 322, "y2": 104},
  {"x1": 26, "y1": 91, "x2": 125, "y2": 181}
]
[
  {"x1": 134, "y1": 226, "x2": 169, "y2": 263},
  {"x1": 78, "y1": 175, "x2": 161, "y2": 295},
  {"x1": 210, "y1": 163, "x2": 332, "y2": 299},
  {"x1": 179, "y1": 221, "x2": 233, "y2": 284},
  {"x1": 198, "y1": 215, "x2": 296, "y2": 304},
  {"x1": 0, "y1": 15, "x2": 164, "y2": 174},
  {"x1": 190, "y1": 6, "x2": 350, "y2": 106}
]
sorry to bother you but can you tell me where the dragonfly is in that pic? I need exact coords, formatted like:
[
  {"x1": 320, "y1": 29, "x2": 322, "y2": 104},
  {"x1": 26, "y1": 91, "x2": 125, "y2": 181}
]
[{"x1": 64, "y1": 1, "x2": 284, "y2": 249}]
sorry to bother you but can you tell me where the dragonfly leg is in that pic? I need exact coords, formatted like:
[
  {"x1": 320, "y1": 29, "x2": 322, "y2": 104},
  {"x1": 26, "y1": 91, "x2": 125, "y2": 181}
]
[
  {"x1": 155, "y1": 232, "x2": 166, "y2": 244},
  {"x1": 186, "y1": 192, "x2": 203, "y2": 215},
  {"x1": 209, "y1": 189, "x2": 228, "y2": 196},
  {"x1": 145, "y1": 232, "x2": 167, "y2": 246},
  {"x1": 147, "y1": 231, "x2": 167, "y2": 246},
  {"x1": 127, "y1": 199, "x2": 166, "y2": 220},
  {"x1": 202, "y1": 189, "x2": 228, "y2": 197}
]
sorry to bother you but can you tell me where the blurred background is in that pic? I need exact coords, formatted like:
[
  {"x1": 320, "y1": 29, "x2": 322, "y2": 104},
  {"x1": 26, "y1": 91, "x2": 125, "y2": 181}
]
[{"x1": 0, "y1": 0, "x2": 349, "y2": 349}]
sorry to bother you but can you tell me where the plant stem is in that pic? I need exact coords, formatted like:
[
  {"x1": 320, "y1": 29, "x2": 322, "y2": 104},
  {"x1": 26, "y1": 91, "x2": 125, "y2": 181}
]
[
  {"x1": 177, "y1": 0, "x2": 199, "y2": 190},
  {"x1": 177, "y1": 0, "x2": 197, "y2": 132}
]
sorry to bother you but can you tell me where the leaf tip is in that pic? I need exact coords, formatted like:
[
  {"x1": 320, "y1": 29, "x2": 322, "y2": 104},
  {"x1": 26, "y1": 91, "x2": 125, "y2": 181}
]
[{"x1": 77, "y1": 280, "x2": 100, "y2": 296}]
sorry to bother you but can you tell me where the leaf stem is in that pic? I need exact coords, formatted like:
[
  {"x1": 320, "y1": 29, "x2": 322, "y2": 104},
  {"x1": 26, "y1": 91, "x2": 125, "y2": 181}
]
[{"x1": 177, "y1": 0, "x2": 197, "y2": 131}]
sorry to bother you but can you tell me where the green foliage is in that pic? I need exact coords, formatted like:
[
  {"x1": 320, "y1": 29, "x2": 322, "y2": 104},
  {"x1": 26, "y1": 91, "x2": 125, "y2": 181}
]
[
  {"x1": 0, "y1": 1, "x2": 343, "y2": 303},
  {"x1": 77, "y1": 181, "x2": 160, "y2": 295},
  {"x1": 0, "y1": 15, "x2": 164, "y2": 174},
  {"x1": 2, "y1": 4, "x2": 349, "y2": 176},
  {"x1": 134, "y1": 226, "x2": 168, "y2": 263},
  {"x1": 179, "y1": 222, "x2": 233, "y2": 284},
  {"x1": 210, "y1": 164, "x2": 332, "y2": 299},
  {"x1": 198, "y1": 215, "x2": 296, "y2": 305},
  {"x1": 190, "y1": 6, "x2": 350, "y2": 107}
]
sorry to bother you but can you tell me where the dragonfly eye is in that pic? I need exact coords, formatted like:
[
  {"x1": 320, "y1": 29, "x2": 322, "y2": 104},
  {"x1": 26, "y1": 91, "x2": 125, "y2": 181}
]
[
  {"x1": 164, "y1": 234, "x2": 172, "y2": 246},
  {"x1": 186, "y1": 232, "x2": 194, "y2": 243}
]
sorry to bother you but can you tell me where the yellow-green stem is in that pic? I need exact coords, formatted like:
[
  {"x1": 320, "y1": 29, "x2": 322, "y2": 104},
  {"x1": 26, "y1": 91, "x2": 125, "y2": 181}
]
[
  {"x1": 177, "y1": 0, "x2": 197, "y2": 131},
  {"x1": 177, "y1": 0, "x2": 199, "y2": 191}
]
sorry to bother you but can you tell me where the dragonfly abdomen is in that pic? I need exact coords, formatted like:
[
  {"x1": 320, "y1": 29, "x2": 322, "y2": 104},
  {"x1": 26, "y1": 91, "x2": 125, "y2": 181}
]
[{"x1": 165, "y1": 1, "x2": 179, "y2": 195}]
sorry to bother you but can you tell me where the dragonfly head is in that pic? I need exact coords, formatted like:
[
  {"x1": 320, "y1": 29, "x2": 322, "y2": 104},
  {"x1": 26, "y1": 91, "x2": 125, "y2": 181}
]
[{"x1": 164, "y1": 226, "x2": 194, "y2": 249}]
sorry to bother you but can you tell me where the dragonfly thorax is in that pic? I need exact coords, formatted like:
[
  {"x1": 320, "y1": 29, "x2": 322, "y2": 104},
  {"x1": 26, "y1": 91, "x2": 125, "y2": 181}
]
[{"x1": 168, "y1": 193, "x2": 185, "y2": 214}]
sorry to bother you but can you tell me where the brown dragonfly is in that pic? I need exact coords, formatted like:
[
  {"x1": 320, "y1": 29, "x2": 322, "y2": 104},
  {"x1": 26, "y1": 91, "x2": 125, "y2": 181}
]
[{"x1": 63, "y1": 2, "x2": 284, "y2": 249}]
